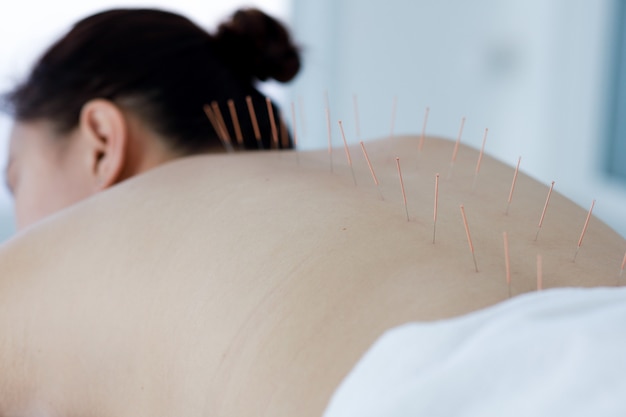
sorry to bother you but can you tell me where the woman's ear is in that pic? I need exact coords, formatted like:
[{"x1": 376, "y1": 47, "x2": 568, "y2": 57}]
[{"x1": 78, "y1": 99, "x2": 128, "y2": 190}]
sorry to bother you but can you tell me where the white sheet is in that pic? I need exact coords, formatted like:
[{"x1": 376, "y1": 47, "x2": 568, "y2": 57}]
[{"x1": 324, "y1": 287, "x2": 626, "y2": 417}]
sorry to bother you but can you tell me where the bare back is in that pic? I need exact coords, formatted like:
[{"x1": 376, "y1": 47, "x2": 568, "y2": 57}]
[{"x1": 0, "y1": 136, "x2": 623, "y2": 417}]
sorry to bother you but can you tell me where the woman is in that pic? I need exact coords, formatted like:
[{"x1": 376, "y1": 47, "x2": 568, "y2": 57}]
[
  {"x1": 2, "y1": 7, "x2": 300, "y2": 229},
  {"x1": 1, "y1": 8, "x2": 625, "y2": 417}
]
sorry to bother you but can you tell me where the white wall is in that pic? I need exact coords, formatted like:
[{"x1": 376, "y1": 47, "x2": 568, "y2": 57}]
[
  {"x1": 0, "y1": 0, "x2": 290, "y2": 242},
  {"x1": 290, "y1": 0, "x2": 626, "y2": 238}
]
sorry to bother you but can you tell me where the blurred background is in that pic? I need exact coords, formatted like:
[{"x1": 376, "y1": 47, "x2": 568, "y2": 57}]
[{"x1": 1, "y1": 0, "x2": 625, "y2": 242}]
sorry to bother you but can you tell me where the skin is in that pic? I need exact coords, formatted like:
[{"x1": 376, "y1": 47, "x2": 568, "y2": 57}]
[
  {"x1": 6, "y1": 121, "x2": 91, "y2": 229},
  {"x1": 6, "y1": 100, "x2": 179, "y2": 230},
  {"x1": 0, "y1": 107, "x2": 624, "y2": 417}
]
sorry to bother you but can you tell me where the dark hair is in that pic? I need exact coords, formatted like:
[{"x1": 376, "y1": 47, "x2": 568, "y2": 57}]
[{"x1": 2, "y1": 8, "x2": 301, "y2": 153}]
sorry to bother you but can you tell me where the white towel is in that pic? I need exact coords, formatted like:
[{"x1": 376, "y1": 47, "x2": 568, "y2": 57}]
[{"x1": 324, "y1": 287, "x2": 626, "y2": 417}]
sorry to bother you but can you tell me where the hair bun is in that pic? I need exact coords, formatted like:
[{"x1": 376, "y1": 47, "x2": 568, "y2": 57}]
[{"x1": 215, "y1": 8, "x2": 301, "y2": 83}]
